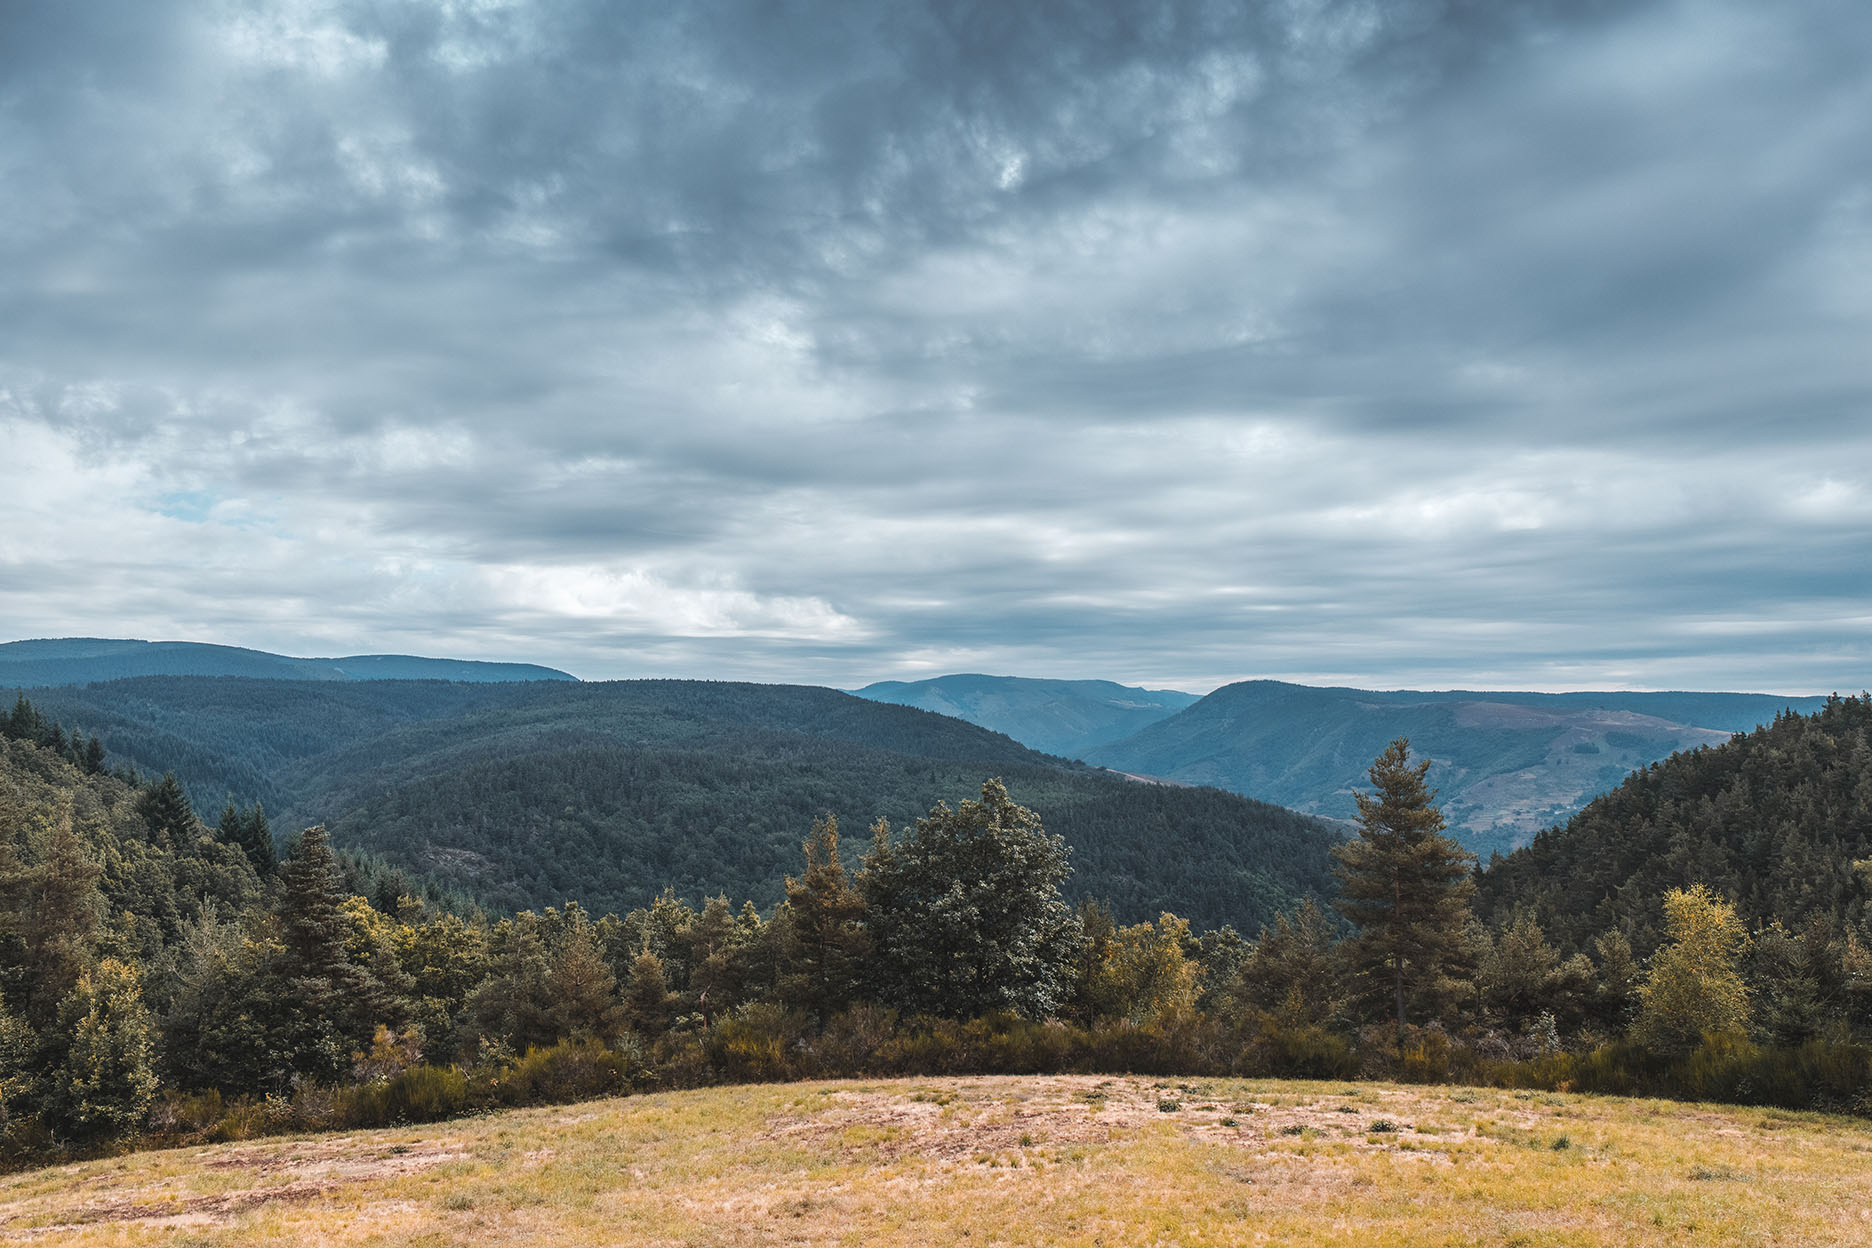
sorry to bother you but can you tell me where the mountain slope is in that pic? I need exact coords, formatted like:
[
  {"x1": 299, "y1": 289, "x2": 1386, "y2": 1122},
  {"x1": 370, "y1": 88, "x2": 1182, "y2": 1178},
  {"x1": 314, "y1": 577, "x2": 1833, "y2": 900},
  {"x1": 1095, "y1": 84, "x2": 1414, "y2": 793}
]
[
  {"x1": 16, "y1": 677, "x2": 1338, "y2": 931},
  {"x1": 1476, "y1": 694, "x2": 1872, "y2": 954},
  {"x1": 0, "y1": 638, "x2": 576, "y2": 686},
  {"x1": 851, "y1": 674, "x2": 1200, "y2": 758},
  {"x1": 1087, "y1": 680, "x2": 1832, "y2": 857}
]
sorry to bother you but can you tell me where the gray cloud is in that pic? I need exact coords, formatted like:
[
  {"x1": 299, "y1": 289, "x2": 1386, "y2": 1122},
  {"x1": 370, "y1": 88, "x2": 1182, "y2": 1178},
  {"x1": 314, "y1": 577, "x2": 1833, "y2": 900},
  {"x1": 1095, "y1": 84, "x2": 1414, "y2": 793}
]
[{"x1": 2, "y1": 0, "x2": 1869, "y2": 694}]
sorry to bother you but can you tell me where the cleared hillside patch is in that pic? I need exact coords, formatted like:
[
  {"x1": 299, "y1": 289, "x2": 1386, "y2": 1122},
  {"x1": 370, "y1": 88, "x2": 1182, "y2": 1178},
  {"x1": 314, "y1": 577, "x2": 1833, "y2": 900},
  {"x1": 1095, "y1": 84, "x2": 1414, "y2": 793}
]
[{"x1": 3, "y1": 1075, "x2": 1869, "y2": 1246}]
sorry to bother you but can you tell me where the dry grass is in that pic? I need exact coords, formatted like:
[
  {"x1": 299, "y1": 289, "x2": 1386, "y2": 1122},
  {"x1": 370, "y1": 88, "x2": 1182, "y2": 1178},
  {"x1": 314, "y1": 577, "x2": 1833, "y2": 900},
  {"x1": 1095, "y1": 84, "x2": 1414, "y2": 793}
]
[{"x1": 4, "y1": 1075, "x2": 1871, "y2": 1245}]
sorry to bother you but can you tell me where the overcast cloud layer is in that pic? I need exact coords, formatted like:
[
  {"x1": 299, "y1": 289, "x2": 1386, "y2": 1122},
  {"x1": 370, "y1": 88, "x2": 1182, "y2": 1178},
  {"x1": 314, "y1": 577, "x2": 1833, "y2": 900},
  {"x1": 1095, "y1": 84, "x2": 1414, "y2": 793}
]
[{"x1": 3, "y1": 0, "x2": 1869, "y2": 692}]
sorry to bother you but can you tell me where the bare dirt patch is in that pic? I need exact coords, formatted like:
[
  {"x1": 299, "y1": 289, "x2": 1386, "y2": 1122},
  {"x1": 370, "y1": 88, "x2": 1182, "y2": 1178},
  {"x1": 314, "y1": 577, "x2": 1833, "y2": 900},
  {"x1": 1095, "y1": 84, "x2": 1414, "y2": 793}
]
[
  {"x1": 0, "y1": 1134, "x2": 466, "y2": 1238},
  {"x1": 762, "y1": 1075, "x2": 1491, "y2": 1169}
]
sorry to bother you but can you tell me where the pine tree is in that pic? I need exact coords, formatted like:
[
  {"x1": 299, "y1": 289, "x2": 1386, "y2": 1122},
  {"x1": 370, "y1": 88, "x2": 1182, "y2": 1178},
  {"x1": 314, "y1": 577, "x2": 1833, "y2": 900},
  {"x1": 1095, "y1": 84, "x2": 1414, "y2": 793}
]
[
  {"x1": 775, "y1": 815, "x2": 869, "y2": 1022},
  {"x1": 0, "y1": 985, "x2": 35, "y2": 1126},
  {"x1": 548, "y1": 909, "x2": 622, "y2": 1041},
  {"x1": 4, "y1": 696, "x2": 38, "y2": 743},
  {"x1": 469, "y1": 917, "x2": 561, "y2": 1052},
  {"x1": 1333, "y1": 739, "x2": 1477, "y2": 1029},
  {"x1": 274, "y1": 827, "x2": 372, "y2": 1080},
  {"x1": 682, "y1": 895, "x2": 744, "y2": 1026},
  {"x1": 623, "y1": 946, "x2": 674, "y2": 1036},
  {"x1": 1234, "y1": 898, "x2": 1347, "y2": 1027},
  {"x1": 136, "y1": 773, "x2": 199, "y2": 847},
  {"x1": 217, "y1": 802, "x2": 275, "y2": 875},
  {"x1": 23, "y1": 803, "x2": 102, "y2": 1028}
]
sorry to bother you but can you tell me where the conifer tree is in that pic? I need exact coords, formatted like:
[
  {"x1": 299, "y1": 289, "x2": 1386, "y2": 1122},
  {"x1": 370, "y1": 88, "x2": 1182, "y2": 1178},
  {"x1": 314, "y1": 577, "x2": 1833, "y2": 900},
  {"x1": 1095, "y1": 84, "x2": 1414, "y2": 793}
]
[
  {"x1": 1234, "y1": 898, "x2": 1347, "y2": 1027},
  {"x1": 548, "y1": 910, "x2": 622, "y2": 1040},
  {"x1": 275, "y1": 827, "x2": 372, "y2": 1080},
  {"x1": 4, "y1": 696, "x2": 38, "y2": 743},
  {"x1": 23, "y1": 804, "x2": 102, "y2": 1028},
  {"x1": 624, "y1": 946, "x2": 674, "y2": 1036},
  {"x1": 216, "y1": 802, "x2": 276, "y2": 875},
  {"x1": 1333, "y1": 739, "x2": 1476, "y2": 1029},
  {"x1": 136, "y1": 773, "x2": 198, "y2": 847},
  {"x1": 682, "y1": 895, "x2": 744, "y2": 1026},
  {"x1": 0, "y1": 986, "x2": 35, "y2": 1126},
  {"x1": 775, "y1": 815, "x2": 869, "y2": 1022},
  {"x1": 470, "y1": 917, "x2": 560, "y2": 1052}
]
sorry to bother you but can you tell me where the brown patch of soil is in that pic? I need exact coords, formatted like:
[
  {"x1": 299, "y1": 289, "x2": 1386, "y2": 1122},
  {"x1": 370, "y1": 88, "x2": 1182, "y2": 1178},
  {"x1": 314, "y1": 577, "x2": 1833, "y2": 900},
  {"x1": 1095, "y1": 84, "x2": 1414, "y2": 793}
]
[
  {"x1": 761, "y1": 1076, "x2": 1488, "y2": 1170},
  {"x1": 1, "y1": 1135, "x2": 466, "y2": 1237}
]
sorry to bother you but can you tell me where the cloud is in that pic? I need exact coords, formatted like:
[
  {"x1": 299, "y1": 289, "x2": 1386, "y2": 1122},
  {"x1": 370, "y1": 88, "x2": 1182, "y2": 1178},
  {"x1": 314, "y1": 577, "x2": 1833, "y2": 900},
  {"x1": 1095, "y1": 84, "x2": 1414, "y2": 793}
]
[{"x1": 1, "y1": 0, "x2": 1868, "y2": 693}]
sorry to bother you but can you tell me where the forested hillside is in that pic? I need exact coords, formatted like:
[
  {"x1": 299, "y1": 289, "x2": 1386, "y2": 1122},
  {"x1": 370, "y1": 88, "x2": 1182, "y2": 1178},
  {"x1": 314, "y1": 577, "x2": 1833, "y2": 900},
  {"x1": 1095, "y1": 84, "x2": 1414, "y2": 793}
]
[
  {"x1": 1478, "y1": 694, "x2": 1872, "y2": 955},
  {"x1": 1087, "y1": 680, "x2": 1830, "y2": 856},
  {"x1": 12, "y1": 678, "x2": 1337, "y2": 932}
]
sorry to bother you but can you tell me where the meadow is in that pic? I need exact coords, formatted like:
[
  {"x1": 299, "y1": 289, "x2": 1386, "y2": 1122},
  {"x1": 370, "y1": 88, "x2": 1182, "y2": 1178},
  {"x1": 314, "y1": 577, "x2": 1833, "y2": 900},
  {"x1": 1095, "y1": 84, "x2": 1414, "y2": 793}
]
[{"x1": 3, "y1": 1075, "x2": 1868, "y2": 1246}]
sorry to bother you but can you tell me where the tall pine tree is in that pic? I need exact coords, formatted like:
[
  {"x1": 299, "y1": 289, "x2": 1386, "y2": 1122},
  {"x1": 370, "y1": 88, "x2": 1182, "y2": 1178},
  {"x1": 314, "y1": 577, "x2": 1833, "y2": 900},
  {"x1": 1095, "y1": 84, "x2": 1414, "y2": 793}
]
[
  {"x1": 275, "y1": 826, "x2": 373, "y2": 1081},
  {"x1": 1333, "y1": 739, "x2": 1476, "y2": 1030}
]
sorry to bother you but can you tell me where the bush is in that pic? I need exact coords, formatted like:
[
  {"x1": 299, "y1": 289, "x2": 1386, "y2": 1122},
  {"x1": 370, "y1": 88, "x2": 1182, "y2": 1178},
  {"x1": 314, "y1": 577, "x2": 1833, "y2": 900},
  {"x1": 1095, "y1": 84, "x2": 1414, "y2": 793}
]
[
  {"x1": 704, "y1": 1005, "x2": 806, "y2": 1083},
  {"x1": 1236, "y1": 1016, "x2": 1358, "y2": 1080}
]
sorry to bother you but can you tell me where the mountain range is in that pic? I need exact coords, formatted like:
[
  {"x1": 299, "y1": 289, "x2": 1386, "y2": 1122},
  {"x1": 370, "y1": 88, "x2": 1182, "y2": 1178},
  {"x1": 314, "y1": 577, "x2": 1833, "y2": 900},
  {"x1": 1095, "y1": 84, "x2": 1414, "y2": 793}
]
[
  {"x1": 0, "y1": 638, "x2": 575, "y2": 686},
  {"x1": 857, "y1": 673, "x2": 1833, "y2": 858},
  {"x1": 851, "y1": 674, "x2": 1200, "y2": 757},
  {"x1": 8, "y1": 638, "x2": 1837, "y2": 864}
]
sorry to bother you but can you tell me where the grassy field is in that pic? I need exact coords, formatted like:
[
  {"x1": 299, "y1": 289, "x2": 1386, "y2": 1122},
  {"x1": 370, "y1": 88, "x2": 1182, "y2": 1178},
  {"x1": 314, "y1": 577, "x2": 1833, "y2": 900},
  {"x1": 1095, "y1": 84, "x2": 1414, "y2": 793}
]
[{"x1": 3, "y1": 1075, "x2": 1870, "y2": 1245}]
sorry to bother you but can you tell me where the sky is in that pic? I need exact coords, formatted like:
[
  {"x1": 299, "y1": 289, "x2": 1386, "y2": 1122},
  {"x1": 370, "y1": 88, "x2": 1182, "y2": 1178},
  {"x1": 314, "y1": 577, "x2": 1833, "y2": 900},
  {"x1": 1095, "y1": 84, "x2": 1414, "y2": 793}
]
[{"x1": 2, "y1": 0, "x2": 1869, "y2": 694}]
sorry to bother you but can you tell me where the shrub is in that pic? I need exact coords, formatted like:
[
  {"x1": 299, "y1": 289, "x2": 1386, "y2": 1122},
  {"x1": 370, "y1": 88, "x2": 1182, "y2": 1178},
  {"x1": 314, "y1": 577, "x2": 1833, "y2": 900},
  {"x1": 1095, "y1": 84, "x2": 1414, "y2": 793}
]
[{"x1": 1237, "y1": 1016, "x2": 1357, "y2": 1080}]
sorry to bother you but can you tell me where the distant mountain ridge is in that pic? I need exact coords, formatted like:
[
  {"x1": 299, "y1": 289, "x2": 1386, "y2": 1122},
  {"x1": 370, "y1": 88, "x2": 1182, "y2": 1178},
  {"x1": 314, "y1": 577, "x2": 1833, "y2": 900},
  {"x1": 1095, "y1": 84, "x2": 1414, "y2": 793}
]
[
  {"x1": 1085, "y1": 680, "x2": 1833, "y2": 858},
  {"x1": 0, "y1": 638, "x2": 577, "y2": 686},
  {"x1": 851, "y1": 674, "x2": 1200, "y2": 758},
  {"x1": 852, "y1": 674, "x2": 1835, "y2": 859}
]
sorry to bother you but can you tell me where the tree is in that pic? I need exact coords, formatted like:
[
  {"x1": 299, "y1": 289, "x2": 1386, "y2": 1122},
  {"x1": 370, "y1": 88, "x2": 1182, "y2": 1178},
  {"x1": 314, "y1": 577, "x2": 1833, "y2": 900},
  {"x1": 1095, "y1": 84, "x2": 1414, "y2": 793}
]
[
  {"x1": 21, "y1": 802, "x2": 102, "y2": 1028},
  {"x1": 547, "y1": 908, "x2": 623, "y2": 1041},
  {"x1": 44, "y1": 958, "x2": 158, "y2": 1144},
  {"x1": 774, "y1": 815, "x2": 869, "y2": 1022},
  {"x1": 860, "y1": 778, "x2": 1079, "y2": 1020},
  {"x1": 1333, "y1": 739, "x2": 1476, "y2": 1029},
  {"x1": 470, "y1": 916, "x2": 561, "y2": 1052},
  {"x1": 136, "y1": 773, "x2": 200, "y2": 846},
  {"x1": 274, "y1": 827, "x2": 374, "y2": 1080},
  {"x1": 1234, "y1": 898, "x2": 1346, "y2": 1027},
  {"x1": 1088, "y1": 913, "x2": 1200, "y2": 1026},
  {"x1": 217, "y1": 801, "x2": 275, "y2": 875},
  {"x1": 1632, "y1": 884, "x2": 1750, "y2": 1054},
  {"x1": 623, "y1": 945, "x2": 675, "y2": 1036}
]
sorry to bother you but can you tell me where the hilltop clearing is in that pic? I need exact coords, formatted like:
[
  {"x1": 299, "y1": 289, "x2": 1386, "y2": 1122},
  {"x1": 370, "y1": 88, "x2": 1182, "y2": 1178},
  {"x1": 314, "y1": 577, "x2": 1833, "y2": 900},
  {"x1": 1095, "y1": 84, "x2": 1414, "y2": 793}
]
[{"x1": 3, "y1": 1075, "x2": 1868, "y2": 1246}]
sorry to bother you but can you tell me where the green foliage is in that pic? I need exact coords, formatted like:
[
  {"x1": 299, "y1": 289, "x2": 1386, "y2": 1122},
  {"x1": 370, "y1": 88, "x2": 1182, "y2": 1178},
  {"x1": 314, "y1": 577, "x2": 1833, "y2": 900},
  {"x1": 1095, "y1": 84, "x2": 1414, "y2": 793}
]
[
  {"x1": 136, "y1": 773, "x2": 200, "y2": 845},
  {"x1": 19, "y1": 676, "x2": 1339, "y2": 933},
  {"x1": 44, "y1": 958, "x2": 159, "y2": 1144},
  {"x1": 774, "y1": 815, "x2": 869, "y2": 1021},
  {"x1": 861, "y1": 780, "x2": 1080, "y2": 1020},
  {"x1": 1479, "y1": 695, "x2": 1872, "y2": 953},
  {"x1": 216, "y1": 800, "x2": 276, "y2": 874},
  {"x1": 1632, "y1": 884, "x2": 1751, "y2": 1054},
  {"x1": 1232, "y1": 899, "x2": 1347, "y2": 1028},
  {"x1": 1077, "y1": 912, "x2": 1200, "y2": 1027},
  {"x1": 1334, "y1": 740, "x2": 1477, "y2": 1028}
]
